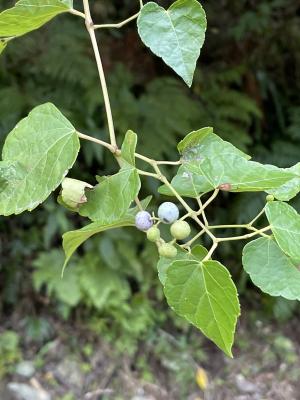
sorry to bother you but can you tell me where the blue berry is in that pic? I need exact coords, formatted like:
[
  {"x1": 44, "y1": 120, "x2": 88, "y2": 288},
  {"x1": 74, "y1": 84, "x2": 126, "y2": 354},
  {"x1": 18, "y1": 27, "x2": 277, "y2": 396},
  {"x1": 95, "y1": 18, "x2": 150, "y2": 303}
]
[
  {"x1": 135, "y1": 211, "x2": 153, "y2": 231},
  {"x1": 158, "y1": 202, "x2": 179, "y2": 224}
]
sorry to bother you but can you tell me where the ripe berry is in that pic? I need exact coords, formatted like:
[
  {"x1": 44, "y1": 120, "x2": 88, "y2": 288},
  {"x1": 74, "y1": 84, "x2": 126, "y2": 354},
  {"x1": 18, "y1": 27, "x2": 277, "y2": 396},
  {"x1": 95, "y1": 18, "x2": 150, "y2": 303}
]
[
  {"x1": 146, "y1": 226, "x2": 161, "y2": 242},
  {"x1": 158, "y1": 202, "x2": 179, "y2": 224},
  {"x1": 158, "y1": 243, "x2": 177, "y2": 259},
  {"x1": 266, "y1": 194, "x2": 275, "y2": 202},
  {"x1": 135, "y1": 211, "x2": 153, "y2": 231},
  {"x1": 170, "y1": 220, "x2": 191, "y2": 240}
]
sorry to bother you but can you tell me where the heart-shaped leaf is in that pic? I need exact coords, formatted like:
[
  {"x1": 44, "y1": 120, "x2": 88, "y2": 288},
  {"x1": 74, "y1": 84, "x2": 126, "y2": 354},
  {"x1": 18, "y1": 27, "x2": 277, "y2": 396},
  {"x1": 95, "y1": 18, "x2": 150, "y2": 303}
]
[
  {"x1": 0, "y1": 0, "x2": 72, "y2": 38},
  {"x1": 266, "y1": 201, "x2": 300, "y2": 261},
  {"x1": 157, "y1": 245, "x2": 208, "y2": 285},
  {"x1": 242, "y1": 237, "x2": 300, "y2": 301},
  {"x1": 0, "y1": 103, "x2": 80, "y2": 216},
  {"x1": 164, "y1": 259, "x2": 240, "y2": 357},
  {"x1": 137, "y1": 0, "x2": 207, "y2": 87}
]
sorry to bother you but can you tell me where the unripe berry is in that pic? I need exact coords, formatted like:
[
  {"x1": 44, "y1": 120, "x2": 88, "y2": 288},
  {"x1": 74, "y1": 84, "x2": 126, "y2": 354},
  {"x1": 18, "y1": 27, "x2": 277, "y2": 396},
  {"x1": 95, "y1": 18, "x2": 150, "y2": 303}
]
[
  {"x1": 135, "y1": 211, "x2": 153, "y2": 231},
  {"x1": 170, "y1": 220, "x2": 191, "y2": 240},
  {"x1": 158, "y1": 202, "x2": 179, "y2": 224},
  {"x1": 158, "y1": 243, "x2": 177, "y2": 259},
  {"x1": 266, "y1": 194, "x2": 275, "y2": 202},
  {"x1": 146, "y1": 226, "x2": 161, "y2": 242}
]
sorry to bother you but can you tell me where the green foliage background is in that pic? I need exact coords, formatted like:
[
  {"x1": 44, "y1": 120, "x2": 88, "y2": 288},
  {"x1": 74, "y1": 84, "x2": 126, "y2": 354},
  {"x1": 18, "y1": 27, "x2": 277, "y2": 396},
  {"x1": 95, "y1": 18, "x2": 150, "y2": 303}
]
[{"x1": 0, "y1": 0, "x2": 300, "y2": 348}]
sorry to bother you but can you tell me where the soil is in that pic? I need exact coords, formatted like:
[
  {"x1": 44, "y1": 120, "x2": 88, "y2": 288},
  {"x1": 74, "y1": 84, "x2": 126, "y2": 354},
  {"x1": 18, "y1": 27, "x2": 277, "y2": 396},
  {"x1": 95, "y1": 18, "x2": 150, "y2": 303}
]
[{"x1": 1, "y1": 312, "x2": 300, "y2": 400}]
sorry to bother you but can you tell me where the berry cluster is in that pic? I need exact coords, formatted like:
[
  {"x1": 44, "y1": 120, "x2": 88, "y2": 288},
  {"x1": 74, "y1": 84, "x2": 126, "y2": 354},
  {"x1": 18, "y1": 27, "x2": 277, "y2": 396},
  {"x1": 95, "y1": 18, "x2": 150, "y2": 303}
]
[{"x1": 135, "y1": 202, "x2": 191, "y2": 259}]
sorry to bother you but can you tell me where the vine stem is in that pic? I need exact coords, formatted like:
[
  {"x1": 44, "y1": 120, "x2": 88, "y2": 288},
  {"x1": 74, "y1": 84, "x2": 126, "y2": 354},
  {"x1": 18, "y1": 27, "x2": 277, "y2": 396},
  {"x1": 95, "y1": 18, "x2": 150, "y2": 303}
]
[
  {"x1": 182, "y1": 229, "x2": 205, "y2": 248},
  {"x1": 249, "y1": 207, "x2": 266, "y2": 226},
  {"x1": 77, "y1": 132, "x2": 116, "y2": 153},
  {"x1": 216, "y1": 226, "x2": 271, "y2": 242},
  {"x1": 69, "y1": 8, "x2": 86, "y2": 19},
  {"x1": 203, "y1": 242, "x2": 218, "y2": 261},
  {"x1": 82, "y1": 0, "x2": 117, "y2": 149},
  {"x1": 94, "y1": 12, "x2": 140, "y2": 30}
]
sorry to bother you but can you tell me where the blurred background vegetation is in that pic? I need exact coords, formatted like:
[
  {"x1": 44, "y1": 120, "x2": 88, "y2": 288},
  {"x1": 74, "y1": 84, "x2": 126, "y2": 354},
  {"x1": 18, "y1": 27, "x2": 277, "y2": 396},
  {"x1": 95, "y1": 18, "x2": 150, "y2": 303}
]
[{"x1": 0, "y1": 0, "x2": 300, "y2": 398}]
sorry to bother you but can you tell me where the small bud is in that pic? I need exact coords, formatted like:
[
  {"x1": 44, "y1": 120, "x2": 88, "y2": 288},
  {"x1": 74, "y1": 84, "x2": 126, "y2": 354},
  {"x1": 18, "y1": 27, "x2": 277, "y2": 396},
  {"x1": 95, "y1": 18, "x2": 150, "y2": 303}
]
[
  {"x1": 218, "y1": 183, "x2": 232, "y2": 191},
  {"x1": 266, "y1": 194, "x2": 275, "y2": 202},
  {"x1": 59, "y1": 178, "x2": 93, "y2": 211}
]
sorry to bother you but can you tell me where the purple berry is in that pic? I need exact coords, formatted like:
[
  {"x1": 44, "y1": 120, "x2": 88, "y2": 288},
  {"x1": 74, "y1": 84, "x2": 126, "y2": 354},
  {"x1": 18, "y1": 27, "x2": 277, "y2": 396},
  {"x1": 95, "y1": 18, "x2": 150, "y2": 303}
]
[{"x1": 135, "y1": 211, "x2": 153, "y2": 231}]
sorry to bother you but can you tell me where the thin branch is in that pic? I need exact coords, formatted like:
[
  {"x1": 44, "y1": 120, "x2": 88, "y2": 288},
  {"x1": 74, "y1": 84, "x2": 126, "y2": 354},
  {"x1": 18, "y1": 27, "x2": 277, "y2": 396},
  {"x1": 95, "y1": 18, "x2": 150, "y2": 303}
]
[
  {"x1": 94, "y1": 12, "x2": 139, "y2": 30},
  {"x1": 203, "y1": 242, "x2": 218, "y2": 261},
  {"x1": 216, "y1": 226, "x2": 271, "y2": 242},
  {"x1": 182, "y1": 229, "x2": 205, "y2": 248},
  {"x1": 82, "y1": 0, "x2": 117, "y2": 148},
  {"x1": 249, "y1": 207, "x2": 266, "y2": 226},
  {"x1": 156, "y1": 160, "x2": 182, "y2": 166},
  {"x1": 77, "y1": 132, "x2": 115, "y2": 152},
  {"x1": 137, "y1": 169, "x2": 159, "y2": 179},
  {"x1": 69, "y1": 8, "x2": 86, "y2": 19},
  {"x1": 197, "y1": 189, "x2": 219, "y2": 217}
]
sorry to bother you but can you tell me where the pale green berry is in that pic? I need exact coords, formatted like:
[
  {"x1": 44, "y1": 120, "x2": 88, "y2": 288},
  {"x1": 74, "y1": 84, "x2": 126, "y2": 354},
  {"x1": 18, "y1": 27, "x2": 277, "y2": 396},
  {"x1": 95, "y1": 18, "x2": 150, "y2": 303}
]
[
  {"x1": 158, "y1": 243, "x2": 177, "y2": 259},
  {"x1": 170, "y1": 220, "x2": 191, "y2": 240},
  {"x1": 146, "y1": 226, "x2": 161, "y2": 242},
  {"x1": 266, "y1": 194, "x2": 275, "y2": 202}
]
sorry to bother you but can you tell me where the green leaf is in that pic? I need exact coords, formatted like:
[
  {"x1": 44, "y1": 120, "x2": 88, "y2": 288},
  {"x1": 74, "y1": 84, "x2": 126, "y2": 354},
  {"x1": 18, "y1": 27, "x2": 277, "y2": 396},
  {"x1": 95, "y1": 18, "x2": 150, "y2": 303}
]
[
  {"x1": 265, "y1": 201, "x2": 300, "y2": 261},
  {"x1": 158, "y1": 163, "x2": 213, "y2": 197},
  {"x1": 157, "y1": 244, "x2": 208, "y2": 285},
  {"x1": 164, "y1": 259, "x2": 240, "y2": 357},
  {"x1": 63, "y1": 217, "x2": 134, "y2": 268},
  {"x1": 177, "y1": 127, "x2": 250, "y2": 158},
  {"x1": 0, "y1": 103, "x2": 80, "y2": 216},
  {"x1": 137, "y1": 0, "x2": 207, "y2": 87},
  {"x1": 0, "y1": 0, "x2": 72, "y2": 38},
  {"x1": 179, "y1": 128, "x2": 295, "y2": 192},
  {"x1": 62, "y1": 197, "x2": 152, "y2": 268},
  {"x1": 267, "y1": 163, "x2": 300, "y2": 201},
  {"x1": 242, "y1": 237, "x2": 300, "y2": 301},
  {"x1": 33, "y1": 250, "x2": 82, "y2": 307},
  {"x1": 79, "y1": 166, "x2": 140, "y2": 222},
  {"x1": 121, "y1": 130, "x2": 137, "y2": 166}
]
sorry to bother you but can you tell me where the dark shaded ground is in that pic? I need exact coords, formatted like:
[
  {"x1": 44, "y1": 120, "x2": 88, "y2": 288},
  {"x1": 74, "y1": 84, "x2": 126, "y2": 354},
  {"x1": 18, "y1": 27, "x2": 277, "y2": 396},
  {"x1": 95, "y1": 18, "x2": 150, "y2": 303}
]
[{"x1": 0, "y1": 311, "x2": 300, "y2": 400}]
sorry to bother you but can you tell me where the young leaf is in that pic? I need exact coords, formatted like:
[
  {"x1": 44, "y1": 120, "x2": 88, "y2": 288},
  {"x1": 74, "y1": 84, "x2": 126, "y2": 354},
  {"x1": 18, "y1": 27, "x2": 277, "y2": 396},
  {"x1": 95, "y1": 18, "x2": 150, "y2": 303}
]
[
  {"x1": 265, "y1": 201, "x2": 300, "y2": 261},
  {"x1": 0, "y1": 0, "x2": 73, "y2": 38},
  {"x1": 137, "y1": 0, "x2": 207, "y2": 87},
  {"x1": 63, "y1": 216, "x2": 135, "y2": 268},
  {"x1": 79, "y1": 166, "x2": 141, "y2": 222},
  {"x1": 242, "y1": 237, "x2": 300, "y2": 301},
  {"x1": 121, "y1": 130, "x2": 137, "y2": 166},
  {"x1": 62, "y1": 197, "x2": 152, "y2": 267},
  {"x1": 179, "y1": 128, "x2": 295, "y2": 192},
  {"x1": 164, "y1": 259, "x2": 240, "y2": 357},
  {"x1": 0, "y1": 103, "x2": 80, "y2": 216},
  {"x1": 267, "y1": 163, "x2": 300, "y2": 201},
  {"x1": 157, "y1": 245, "x2": 208, "y2": 285}
]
